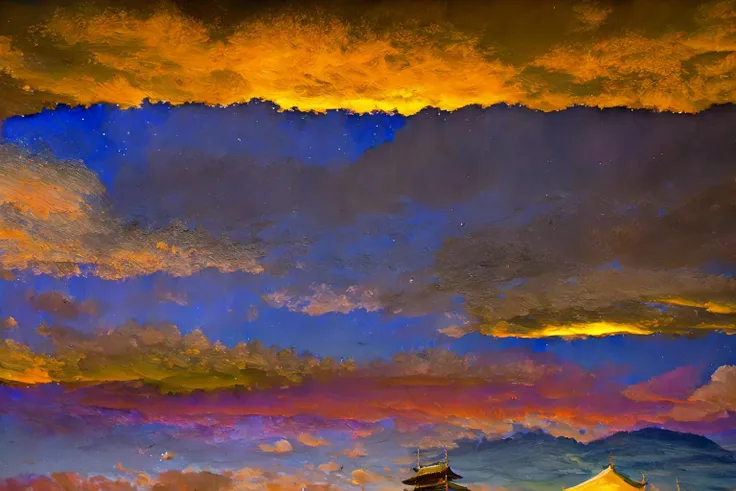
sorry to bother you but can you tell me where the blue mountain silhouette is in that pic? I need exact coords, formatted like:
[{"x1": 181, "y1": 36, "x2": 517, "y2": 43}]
[{"x1": 447, "y1": 428, "x2": 735, "y2": 491}]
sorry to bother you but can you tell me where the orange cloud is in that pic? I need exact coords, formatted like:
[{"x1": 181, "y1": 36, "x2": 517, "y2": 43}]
[
  {"x1": 342, "y1": 443, "x2": 368, "y2": 459},
  {"x1": 317, "y1": 462, "x2": 342, "y2": 473},
  {"x1": 259, "y1": 439, "x2": 294, "y2": 453},
  {"x1": 154, "y1": 466, "x2": 349, "y2": 491},
  {"x1": 0, "y1": 468, "x2": 356, "y2": 491},
  {"x1": 159, "y1": 451, "x2": 176, "y2": 462},
  {"x1": 0, "y1": 473, "x2": 136, "y2": 491},
  {"x1": 0, "y1": 1, "x2": 734, "y2": 117},
  {"x1": 152, "y1": 470, "x2": 232, "y2": 491},
  {"x1": 351, "y1": 469, "x2": 383, "y2": 486},
  {"x1": 298, "y1": 433, "x2": 330, "y2": 447},
  {"x1": 1, "y1": 10, "x2": 517, "y2": 117},
  {"x1": 0, "y1": 146, "x2": 263, "y2": 279},
  {"x1": 0, "y1": 154, "x2": 101, "y2": 218}
]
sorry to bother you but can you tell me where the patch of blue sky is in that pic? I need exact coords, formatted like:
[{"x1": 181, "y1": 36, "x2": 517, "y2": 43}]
[{"x1": 446, "y1": 331, "x2": 736, "y2": 384}]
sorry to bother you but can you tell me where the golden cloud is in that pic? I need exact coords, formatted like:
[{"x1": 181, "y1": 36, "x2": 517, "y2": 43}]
[
  {"x1": 0, "y1": 338, "x2": 58, "y2": 384},
  {"x1": 437, "y1": 234, "x2": 736, "y2": 338},
  {"x1": 0, "y1": 321, "x2": 356, "y2": 391},
  {"x1": 0, "y1": 145, "x2": 263, "y2": 278},
  {"x1": 0, "y1": 1, "x2": 734, "y2": 117},
  {"x1": 473, "y1": 303, "x2": 736, "y2": 339},
  {"x1": 654, "y1": 297, "x2": 736, "y2": 314},
  {"x1": 482, "y1": 321, "x2": 655, "y2": 339}
]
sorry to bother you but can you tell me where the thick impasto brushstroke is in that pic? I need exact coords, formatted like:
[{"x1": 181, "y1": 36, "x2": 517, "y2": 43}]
[{"x1": 0, "y1": 0, "x2": 736, "y2": 117}]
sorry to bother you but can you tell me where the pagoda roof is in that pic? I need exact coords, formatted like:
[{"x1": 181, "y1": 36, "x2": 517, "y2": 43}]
[
  {"x1": 565, "y1": 464, "x2": 647, "y2": 490},
  {"x1": 447, "y1": 483, "x2": 470, "y2": 491},
  {"x1": 407, "y1": 482, "x2": 470, "y2": 491},
  {"x1": 402, "y1": 462, "x2": 463, "y2": 485}
]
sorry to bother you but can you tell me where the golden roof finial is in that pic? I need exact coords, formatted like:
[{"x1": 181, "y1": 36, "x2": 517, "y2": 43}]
[
  {"x1": 609, "y1": 453, "x2": 614, "y2": 469},
  {"x1": 641, "y1": 472, "x2": 646, "y2": 484},
  {"x1": 417, "y1": 447, "x2": 421, "y2": 468},
  {"x1": 676, "y1": 478, "x2": 681, "y2": 491},
  {"x1": 444, "y1": 445, "x2": 449, "y2": 464}
]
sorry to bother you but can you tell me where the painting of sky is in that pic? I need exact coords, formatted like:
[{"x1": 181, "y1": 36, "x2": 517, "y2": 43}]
[{"x1": 0, "y1": 1, "x2": 735, "y2": 490}]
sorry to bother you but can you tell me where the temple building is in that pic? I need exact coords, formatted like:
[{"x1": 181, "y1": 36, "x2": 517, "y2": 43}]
[
  {"x1": 564, "y1": 456, "x2": 647, "y2": 491},
  {"x1": 402, "y1": 447, "x2": 470, "y2": 491}
]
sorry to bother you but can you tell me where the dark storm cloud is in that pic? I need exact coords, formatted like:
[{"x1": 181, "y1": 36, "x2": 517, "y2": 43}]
[
  {"x1": 35, "y1": 103, "x2": 733, "y2": 338},
  {"x1": 4, "y1": 102, "x2": 736, "y2": 337},
  {"x1": 619, "y1": 178, "x2": 736, "y2": 269},
  {"x1": 110, "y1": 105, "x2": 506, "y2": 230},
  {"x1": 422, "y1": 110, "x2": 736, "y2": 337},
  {"x1": 111, "y1": 105, "x2": 736, "y2": 228}
]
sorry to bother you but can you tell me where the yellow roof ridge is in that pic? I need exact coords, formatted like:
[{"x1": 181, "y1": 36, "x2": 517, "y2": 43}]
[{"x1": 565, "y1": 464, "x2": 647, "y2": 490}]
